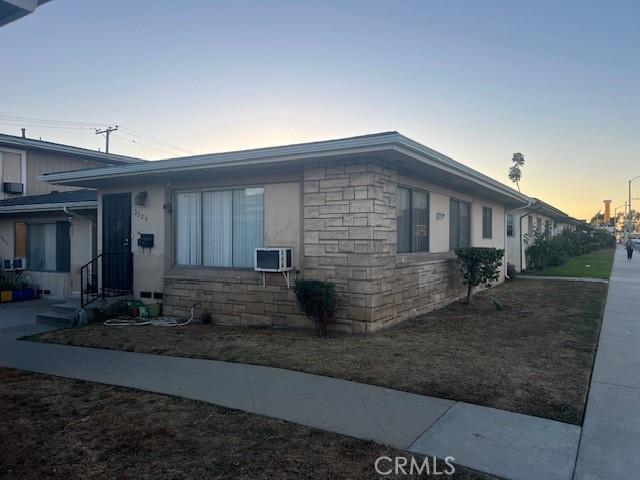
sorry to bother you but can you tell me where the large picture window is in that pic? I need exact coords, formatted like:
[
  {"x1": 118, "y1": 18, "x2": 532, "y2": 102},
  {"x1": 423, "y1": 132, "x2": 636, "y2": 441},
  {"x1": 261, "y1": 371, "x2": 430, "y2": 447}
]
[
  {"x1": 397, "y1": 186, "x2": 429, "y2": 253},
  {"x1": 449, "y1": 198, "x2": 471, "y2": 250},
  {"x1": 26, "y1": 222, "x2": 70, "y2": 272},
  {"x1": 175, "y1": 187, "x2": 264, "y2": 268}
]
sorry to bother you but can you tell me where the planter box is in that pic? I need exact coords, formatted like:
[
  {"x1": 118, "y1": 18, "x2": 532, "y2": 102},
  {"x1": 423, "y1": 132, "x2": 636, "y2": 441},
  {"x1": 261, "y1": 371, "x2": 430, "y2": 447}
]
[
  {"x1": 0, "y1": 288, "x2": 36, "y2": 303},
  {"x1": 12, "y1": 288, "x2": 36, "y2": 302}
]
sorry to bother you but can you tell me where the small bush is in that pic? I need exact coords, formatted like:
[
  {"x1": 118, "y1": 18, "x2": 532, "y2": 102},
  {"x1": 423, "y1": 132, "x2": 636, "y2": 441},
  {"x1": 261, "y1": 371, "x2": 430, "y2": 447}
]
[
  {"x1": 526, "y1": 228, "x2": 614, "y2": 271},
  {"x1": 293, "y1": 280, "x2": 338, "y2": 337},
  {"x1": 455, "y1": 247, "x2": 504, "y2": 305},
  {"x1": 506, "y1": 263, "x2": 518, "y2": 279}
]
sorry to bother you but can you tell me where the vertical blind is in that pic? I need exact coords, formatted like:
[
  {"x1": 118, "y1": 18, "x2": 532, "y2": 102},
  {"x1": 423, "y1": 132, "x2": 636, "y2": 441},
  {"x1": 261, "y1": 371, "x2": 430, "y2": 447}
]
[
  {"x1": 175, "y1": 187, "x2": 264, "y2": 268},
  {"x1": 482, "y1": 207, "x2": 493, "y2": 239},
  {"x1": 397, "y1": 186, "x2": 428, "y2": 253},
  {"x1": 449, "y1": 199, "x2": 471, "y2": 250},
  {"x1": 26, "y1": 222, "x2": 70, "y2": 272}
]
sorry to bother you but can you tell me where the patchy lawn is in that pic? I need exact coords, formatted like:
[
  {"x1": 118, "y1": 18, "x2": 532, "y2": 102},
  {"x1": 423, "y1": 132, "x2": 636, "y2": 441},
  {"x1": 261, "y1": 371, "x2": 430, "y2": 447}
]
[
  {"x1": 538, "y1": 248, "x2": 615, "y2": 279},
  {"x1": 0, "y1": 368, "x2": 492, "y2": 480},
  {"x1": 28, "y1": 279, "x2": 607, "y2": 425}
]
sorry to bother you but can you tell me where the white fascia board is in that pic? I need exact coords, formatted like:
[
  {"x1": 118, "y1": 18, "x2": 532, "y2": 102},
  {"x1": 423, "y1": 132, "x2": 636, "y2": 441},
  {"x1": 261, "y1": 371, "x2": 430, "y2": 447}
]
[
  {"x1": 0, "y1": 201, "x2": 96, "y2": 214},
  {"x1": 39, "y1": 132, "x2": 531, "y2": 206}
]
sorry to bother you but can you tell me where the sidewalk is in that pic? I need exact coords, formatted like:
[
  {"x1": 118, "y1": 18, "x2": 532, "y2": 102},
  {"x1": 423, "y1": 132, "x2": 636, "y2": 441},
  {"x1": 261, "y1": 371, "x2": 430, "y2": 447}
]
[
  {"x1": 1, "y1": 311, "x2": 579, "y2": 480},
  {"x1": 574, "y1": 247, "x2": 640, "y2": 479}
]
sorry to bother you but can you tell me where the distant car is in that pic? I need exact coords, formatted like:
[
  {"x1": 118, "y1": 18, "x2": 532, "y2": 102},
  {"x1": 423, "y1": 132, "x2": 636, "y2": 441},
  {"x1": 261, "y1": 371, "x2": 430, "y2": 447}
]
[{"x1": 633, "y1": 238, "x2": 640, "y2": 249}]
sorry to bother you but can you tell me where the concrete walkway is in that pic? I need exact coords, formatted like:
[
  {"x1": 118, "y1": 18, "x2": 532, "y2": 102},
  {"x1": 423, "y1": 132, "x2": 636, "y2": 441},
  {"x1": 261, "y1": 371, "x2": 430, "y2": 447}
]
[
  {"x1": 518, "y1": 274, "x2": 609, "y2": 284},
  {"x1": 0, "y1": 304, "x2": 580, "y2": 480},
  {"x1": 574, "y1": 247, "x2": 640, "y2": 479}
]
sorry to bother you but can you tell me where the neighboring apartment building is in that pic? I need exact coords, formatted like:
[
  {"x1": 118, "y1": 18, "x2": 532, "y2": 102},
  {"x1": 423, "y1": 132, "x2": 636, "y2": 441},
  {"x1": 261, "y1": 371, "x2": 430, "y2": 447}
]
[
  {"x1": 0, "y1": 133, "x2": 143, "y2": 298},
  {"x1": 42, "y1": 132, "x2": 531, "y2": 332},
  {"x1": 506, "y1": 198, "x2": 582, "y2": 272}
]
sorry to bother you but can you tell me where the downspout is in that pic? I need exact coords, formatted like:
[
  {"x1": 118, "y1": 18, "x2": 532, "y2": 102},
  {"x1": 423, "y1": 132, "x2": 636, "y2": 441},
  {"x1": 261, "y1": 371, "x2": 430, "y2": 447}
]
[
  {"x1": 517, "y1": 203, "x2": 544, "y2": 272},
  {"x1": 505, "y1": 201, "x2": 534, "y2": 278}
]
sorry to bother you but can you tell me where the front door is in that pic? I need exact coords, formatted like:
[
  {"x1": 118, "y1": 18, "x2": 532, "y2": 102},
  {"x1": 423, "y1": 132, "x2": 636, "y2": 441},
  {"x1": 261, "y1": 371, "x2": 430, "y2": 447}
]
[{"x1": 102, "y1": 193, "x2": 132, "y2": 293}]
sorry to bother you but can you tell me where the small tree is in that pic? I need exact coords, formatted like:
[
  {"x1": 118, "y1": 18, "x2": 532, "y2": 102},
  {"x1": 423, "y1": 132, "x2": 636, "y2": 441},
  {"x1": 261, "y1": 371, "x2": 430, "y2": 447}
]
[
  {"x1": 455, "y1": 247, "x2": 504, "y2": 305},
  {"x1": 508, "y1": 152, "x2": 525, "y2": 192},
  {"x1": 293, "y1": 280, "x2": 338, "y2": 337}
]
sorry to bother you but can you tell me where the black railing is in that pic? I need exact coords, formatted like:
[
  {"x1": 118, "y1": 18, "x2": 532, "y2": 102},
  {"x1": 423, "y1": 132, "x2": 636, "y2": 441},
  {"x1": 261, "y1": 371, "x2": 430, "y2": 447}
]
[{"x1": 80, "y1": 252, "x2": 133, "y2": 308}]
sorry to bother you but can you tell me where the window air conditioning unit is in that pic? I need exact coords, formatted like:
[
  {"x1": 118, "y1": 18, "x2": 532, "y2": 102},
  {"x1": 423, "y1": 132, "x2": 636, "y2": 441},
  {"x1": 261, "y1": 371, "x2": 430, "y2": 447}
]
[
  {"x1": 12, "y1": 257, "x2": 26, "y2": 270},
  {"x1": 254, "y1": 247, "x2": 294, "y2": 288},
  {"x1": 2, "y1": 182, "x2": 24, "y2": 194},
  {"x1": 2, "y1": 258, "x2": 26, "y2": 271}
]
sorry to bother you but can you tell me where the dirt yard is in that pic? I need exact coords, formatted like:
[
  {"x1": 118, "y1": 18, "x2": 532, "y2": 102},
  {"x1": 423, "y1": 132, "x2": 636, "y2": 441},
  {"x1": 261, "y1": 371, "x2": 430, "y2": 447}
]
[
  {"x1": 0, "y1": 368, "x2": 492, "y2": 480},
  {"x1": 29, "y1": 279, "x2": 607, "y2": 425}
]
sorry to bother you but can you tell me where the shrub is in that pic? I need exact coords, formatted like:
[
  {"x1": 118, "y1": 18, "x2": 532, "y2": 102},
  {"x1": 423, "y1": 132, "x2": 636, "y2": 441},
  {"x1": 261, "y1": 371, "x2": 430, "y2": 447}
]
[
  {"x1": 526, "y1": 228, "x2": 615, "y2": 271},
  {"x1": 455, "y1": 247, "x2": 504, "y2": 305},
  {"x1": 506, "y1": 263, "x2": 518, "y2": 279},
  {"x1": 293, "y1": 280, "x2": 338, "y2": 337}
]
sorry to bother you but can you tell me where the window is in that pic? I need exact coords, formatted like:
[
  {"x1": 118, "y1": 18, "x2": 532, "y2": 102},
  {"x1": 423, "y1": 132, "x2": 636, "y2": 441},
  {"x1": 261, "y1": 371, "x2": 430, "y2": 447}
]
[
  {"x1": 26, "y1": 222, "x2": 70, "y2": 272},
  {"x1": 544, "y1": 219, "x2": 551, "y2": 236},
  {"x1": 14, "y1": 222, "x2": 27, "y2": 257},
  {"x1": 507, "y1": 214, "x2": 514, "y2": 237},
  {"x1": 536, "y1": 216, "x2": 542, "y2": 233},
  {"x1": 449, "y1": 199, "x2": 471, "y2": 250},
  {"x1": 527, "y1": 215, "x2": 533, "y2": 234},
  {"x1": 175, "y1": 187, "x2": 264, "y2": 268},
  {"x1": 482, "y1": 207, "x2": 493, "y2": 239},
  {"x1": 397, "y1": 186, "x2": 429, "y2": 253}
]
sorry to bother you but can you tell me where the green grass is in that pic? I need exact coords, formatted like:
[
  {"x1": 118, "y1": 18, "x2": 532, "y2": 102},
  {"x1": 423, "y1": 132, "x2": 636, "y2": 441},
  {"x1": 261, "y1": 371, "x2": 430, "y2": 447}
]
[{"x1": 539, "y1": 248, "x2": 615, "y2": 279}]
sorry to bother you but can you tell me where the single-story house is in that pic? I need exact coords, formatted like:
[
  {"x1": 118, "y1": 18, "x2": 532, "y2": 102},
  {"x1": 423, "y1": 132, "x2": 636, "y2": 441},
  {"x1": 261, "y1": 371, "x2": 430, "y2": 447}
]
[
  {"x1": 506, "y1": 198, "x2": 584, "y2": 272},
  {"x1": 0, "y1": 133, "x2": 142, "y2": 298},
  {"x1": 41, "y1": 132, "x2": 531, "y2": 332}
]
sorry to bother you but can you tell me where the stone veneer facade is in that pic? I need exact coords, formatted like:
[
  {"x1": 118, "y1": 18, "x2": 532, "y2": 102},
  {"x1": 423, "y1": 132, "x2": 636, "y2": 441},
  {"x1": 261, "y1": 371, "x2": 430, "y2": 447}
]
[{"x1": 164, "y1": 158, "x2": 466, "y2": 333}]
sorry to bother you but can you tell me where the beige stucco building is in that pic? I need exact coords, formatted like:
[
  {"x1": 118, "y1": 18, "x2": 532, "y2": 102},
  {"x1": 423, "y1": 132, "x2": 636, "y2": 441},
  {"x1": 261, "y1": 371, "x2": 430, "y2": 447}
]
[
  {"x1": 42, "y1": 132, "x2": 531, "y2": 332},
  {"x1": 0, "y1": 133, "x2": 142, "y2": 299},
  {"x1": 506, "y1": 198, "x2": 581, "y2": 272}
]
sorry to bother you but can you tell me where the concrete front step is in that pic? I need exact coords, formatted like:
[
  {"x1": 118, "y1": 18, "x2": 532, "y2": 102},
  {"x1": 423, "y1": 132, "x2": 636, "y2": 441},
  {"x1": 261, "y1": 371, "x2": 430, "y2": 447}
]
[
  {"x1": 36, "y1": 311, "x2": 76, "y2": 328},
  {"x1": 51, "y1": 303, "x2": 81, "y2": 315}
]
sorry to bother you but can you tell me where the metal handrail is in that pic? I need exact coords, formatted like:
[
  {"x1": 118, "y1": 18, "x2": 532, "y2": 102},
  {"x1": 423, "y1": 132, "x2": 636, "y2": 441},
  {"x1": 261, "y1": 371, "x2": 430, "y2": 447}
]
[{"x1": 80, "y1": 252, "x2": 133, "y2": 308}]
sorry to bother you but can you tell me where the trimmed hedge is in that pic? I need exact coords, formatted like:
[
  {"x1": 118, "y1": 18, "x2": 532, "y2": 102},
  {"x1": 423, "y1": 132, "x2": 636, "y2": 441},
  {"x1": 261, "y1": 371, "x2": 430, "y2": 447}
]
[{"x1": 526, "y1": 228, "x2": 614, "y2": 271}]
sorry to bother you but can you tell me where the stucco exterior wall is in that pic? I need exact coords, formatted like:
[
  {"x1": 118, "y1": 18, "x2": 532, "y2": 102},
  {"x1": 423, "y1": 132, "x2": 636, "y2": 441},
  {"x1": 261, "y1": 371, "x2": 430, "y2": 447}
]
[
  {"x1": 0, "y1": 212, "x2": 94, "y2": 299},
  {"x1": 95, "y1": 159, "x2": 515, "y2": 332}
]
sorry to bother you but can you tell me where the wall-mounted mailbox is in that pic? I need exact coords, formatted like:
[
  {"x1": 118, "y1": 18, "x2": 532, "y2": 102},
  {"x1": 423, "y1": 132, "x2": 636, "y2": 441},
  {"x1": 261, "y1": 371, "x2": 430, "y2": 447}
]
[{"x1": 137, "y1": 233, "x2": 154, "y2": 249}]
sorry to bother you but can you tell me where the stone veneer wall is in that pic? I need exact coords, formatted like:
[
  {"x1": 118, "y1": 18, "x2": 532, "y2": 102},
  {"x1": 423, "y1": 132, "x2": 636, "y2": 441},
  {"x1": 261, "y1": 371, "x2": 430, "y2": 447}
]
[
  {"x1": 163, "y1": 158, "x2": 471, "y2": 332},
  {"x1": 392, "y1": 255, "x2": 466, "y2": 325},
  {"x1": 302, "y1": 158, "x2": 397, "y2": 333},
  {"x1": 163, "y1": 270, "x2": 312, "y2": 328}
]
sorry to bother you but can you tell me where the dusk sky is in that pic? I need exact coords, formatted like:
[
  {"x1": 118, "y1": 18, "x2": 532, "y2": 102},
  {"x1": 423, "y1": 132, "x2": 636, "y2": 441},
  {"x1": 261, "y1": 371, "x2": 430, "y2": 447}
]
[{"x1": 1, "y1": 0, "x2": 638, "y2": 219}]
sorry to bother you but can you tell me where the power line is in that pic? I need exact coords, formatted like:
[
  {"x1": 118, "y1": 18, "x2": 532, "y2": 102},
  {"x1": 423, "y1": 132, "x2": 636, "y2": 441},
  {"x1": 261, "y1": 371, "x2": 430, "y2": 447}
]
[
  {"x1": 95, "y1": 125, "x2": 118, "y2": 153},
  {"x1": 0, "y1": 113, "x2": 195, "y2": 156},
  {"x1": 111, "y1": 132, "x2": 183, "y2": 157},
  {"x1": 118, "y1": 126, "x2": 195, "y2": 155}
]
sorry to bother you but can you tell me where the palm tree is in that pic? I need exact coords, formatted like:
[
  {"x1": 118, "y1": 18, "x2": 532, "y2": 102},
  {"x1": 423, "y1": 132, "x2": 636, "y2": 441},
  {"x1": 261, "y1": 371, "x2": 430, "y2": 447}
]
[{"x1": 508, "y1": 152, "x2": 525, "y2": 192}]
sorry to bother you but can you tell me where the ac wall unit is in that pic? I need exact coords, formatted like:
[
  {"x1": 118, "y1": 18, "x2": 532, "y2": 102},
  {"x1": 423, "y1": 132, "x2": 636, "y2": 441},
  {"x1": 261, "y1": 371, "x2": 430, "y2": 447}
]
[
  {"x1": 255, "y1": 247, "x2": 293, "y2": 272},
  {"x1": 254, "y1": 247, "x2": 294, "y2": 288},
  {"x1": 2, "y1": 182, "x2": 24, "y2": 194},
  {"x1": 12, "y1": 257, "x2": 26, "y2": 270},
  {"x1": 2, "y1": 258, "x2": 26, "y2": 271}
]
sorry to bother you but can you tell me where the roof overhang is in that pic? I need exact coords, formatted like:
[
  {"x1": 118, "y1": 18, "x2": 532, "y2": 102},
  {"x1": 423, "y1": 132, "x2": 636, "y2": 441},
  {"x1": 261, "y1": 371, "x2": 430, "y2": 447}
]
[
  {"x1": 39, "y1": 132, "x2": 531, "y2": 208},
  {"x1": 0, "y1": 0, "x2": 49, "y2": 27},
  {"x1": 0, "y1": 134, "x2": 143, "y2": 165},
  {"x1": 0, "y1": 200, "x2": 96, "y2": 214}
]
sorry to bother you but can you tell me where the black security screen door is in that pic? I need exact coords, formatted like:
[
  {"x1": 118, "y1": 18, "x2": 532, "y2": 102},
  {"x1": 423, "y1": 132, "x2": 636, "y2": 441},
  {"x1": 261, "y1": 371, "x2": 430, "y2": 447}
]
[{"x1": 102, "y1": 192, "x2": 132, "y2": 293}]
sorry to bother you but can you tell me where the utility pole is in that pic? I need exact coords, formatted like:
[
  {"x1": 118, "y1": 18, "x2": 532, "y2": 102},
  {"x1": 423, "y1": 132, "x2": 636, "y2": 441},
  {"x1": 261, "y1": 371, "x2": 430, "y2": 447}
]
[{"x1": 95, "y1": 125, "x2": 118, "y2": 153}]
